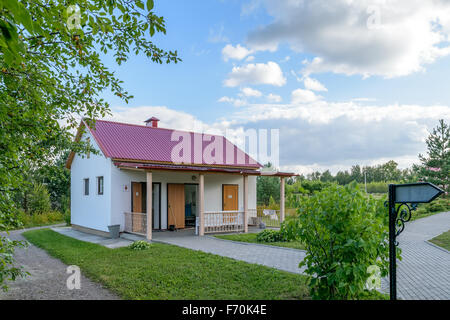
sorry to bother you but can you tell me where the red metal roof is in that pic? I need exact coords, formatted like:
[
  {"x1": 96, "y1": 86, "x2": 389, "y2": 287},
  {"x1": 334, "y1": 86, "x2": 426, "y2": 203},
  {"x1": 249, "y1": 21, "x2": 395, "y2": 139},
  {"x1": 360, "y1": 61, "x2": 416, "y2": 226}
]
[{"x1": 85, "y1": 119, "x2": 261, "y2": 169}]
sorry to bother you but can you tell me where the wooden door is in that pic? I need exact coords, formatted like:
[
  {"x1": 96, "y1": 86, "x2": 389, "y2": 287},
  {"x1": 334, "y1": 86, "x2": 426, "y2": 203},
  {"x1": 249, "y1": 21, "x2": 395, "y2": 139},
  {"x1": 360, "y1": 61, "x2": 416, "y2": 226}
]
[
  {"x1": 168, "y1": 184, "x2": 185, "y2": 229},
  {"x1": 131, "y1": 182, "x2": 145, "y2": 233},
  {"x1": 223, "y1": 185, "x2": 238, "y2": 211},
  {"x1": 132, "y1": 182, "x2": 142, "y2": 212}
]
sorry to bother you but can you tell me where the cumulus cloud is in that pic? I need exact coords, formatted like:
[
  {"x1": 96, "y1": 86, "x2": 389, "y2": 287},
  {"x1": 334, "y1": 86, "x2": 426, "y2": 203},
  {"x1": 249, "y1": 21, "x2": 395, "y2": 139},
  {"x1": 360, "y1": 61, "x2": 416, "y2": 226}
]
[
  {"x1": 240, "y1": 87, "x2": 263, "y2": 97},
  {"x1": 291, "y1": 88, "x2": 322, "y2": 104},
  {"x1": 230, "y1": 101, "x2": 450, "y2": 171},
  {"x1": 218, "y1": 96, "x2": 248, "y2": 107},
  {"x1": 267, "y1": 93, "x2": 282, "y2": 102},
  {"x1": 246, "y1": 0, "x2": 450, "y2": 78},
  {"x1": 106, "y1": 106, "x2": 217, "y2": 133},
  {"x1": 303, "y1": 77, "x2": 327, "y2": 92},
  {"x1": 224, "y1": 61, "x2": 286, "y2": 87},
  {"x1": 222, "y1": 44, "x2": 253, "y2": 61}
]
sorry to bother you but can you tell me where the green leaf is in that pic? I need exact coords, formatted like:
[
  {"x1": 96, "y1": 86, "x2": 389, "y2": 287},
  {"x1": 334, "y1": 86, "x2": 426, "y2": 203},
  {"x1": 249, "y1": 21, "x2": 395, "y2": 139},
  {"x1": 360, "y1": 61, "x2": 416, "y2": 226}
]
[{"x1": 147, "y1": 0, "x2": 154, "y2": 11}]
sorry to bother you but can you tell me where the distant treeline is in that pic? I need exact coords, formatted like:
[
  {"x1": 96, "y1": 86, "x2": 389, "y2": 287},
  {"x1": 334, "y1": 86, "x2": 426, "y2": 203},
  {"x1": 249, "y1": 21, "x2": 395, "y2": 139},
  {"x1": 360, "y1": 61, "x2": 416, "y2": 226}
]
[{"x1": 257, "y1": 160, "x2": 417, "y2": 206}]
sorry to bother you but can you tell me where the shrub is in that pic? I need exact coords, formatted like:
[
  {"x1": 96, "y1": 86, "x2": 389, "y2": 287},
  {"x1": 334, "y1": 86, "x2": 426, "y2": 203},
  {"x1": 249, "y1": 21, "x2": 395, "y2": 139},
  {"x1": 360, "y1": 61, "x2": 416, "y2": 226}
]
[
  {"x1": 64, "y1": 210, "x2": 71, "y2": 226},
  {"x1": 279, "y1": 218, "x2": 301, "y2": 241},
  {"x1": 13, "y1": 210, "x2": 64, "y2": 229},
  {"x1": 297, "y1": 183, "x2": 390, "y2": 300},
  {"x1": 27, "y1": 183, "x2": 51, "y2": 214},
  {"x1": 128, "y1": 240, "x2": 152, "y2": 250},
  {"x1": 256, "y1": 229, "x2": 282, "y2": 243}
]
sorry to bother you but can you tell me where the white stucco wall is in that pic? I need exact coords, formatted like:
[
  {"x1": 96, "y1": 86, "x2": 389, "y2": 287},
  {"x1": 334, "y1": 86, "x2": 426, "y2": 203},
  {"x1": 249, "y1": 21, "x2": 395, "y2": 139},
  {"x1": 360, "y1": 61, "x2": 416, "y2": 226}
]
[{"x1": 70, "y1": 130, "x2": 112, "y2": 232}]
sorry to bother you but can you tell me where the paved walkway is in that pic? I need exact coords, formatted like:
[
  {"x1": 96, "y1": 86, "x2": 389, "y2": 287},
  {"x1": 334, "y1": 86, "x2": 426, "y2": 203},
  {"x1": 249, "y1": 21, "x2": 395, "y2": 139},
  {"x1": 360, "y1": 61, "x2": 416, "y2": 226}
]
[
  {"x1": 0, "y1": 226, "x2": 119, "y2": 300},
  {"x1": 52, "y1": 227, "x2": 132, "y2": 248},
  {"x1": 381, "y1": 211, "x2": 450, "y2": 300}
]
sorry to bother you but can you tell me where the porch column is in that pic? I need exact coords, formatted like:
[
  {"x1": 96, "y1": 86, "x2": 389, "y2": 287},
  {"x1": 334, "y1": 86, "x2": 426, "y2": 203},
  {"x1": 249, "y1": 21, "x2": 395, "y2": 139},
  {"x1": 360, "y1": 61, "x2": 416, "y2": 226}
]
[
  {"x1": 199, "y1": 173, "x2": 205, "y2": 236},
  {"x1": 280, "y1": 176, "x2": 285, "y2": 223},
  {"x1": 146, "y1": 171, "x2": 152, "y2": 240},
  {"x1": 243, "y1": 175, "x2": 249, "y2": 233}
]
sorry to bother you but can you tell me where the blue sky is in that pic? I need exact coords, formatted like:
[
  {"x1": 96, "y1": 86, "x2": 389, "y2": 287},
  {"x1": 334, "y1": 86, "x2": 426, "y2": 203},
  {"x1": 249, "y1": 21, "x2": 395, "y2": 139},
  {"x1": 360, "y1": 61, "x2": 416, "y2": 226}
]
[{"x1": 101, "y1": 0, "x2": 450, "y2": 174}]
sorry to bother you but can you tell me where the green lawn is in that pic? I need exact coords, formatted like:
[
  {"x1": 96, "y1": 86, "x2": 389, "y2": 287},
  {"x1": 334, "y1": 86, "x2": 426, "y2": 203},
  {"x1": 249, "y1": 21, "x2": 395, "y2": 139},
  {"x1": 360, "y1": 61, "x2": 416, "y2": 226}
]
[
  {"x1": 23, "y1": 229, "x2": 309, "y2": 300},
  {"x1": 214, "y1": 232, "x2": 306, "y2": 250},
  {"x1": 429, "y1": 230, "x2": 450, "y2": 251}
]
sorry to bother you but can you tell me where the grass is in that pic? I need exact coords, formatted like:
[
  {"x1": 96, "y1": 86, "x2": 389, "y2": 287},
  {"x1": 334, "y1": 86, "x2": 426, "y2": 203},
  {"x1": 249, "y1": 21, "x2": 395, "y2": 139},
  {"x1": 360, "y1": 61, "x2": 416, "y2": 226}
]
[
  {"x1": 429, "y1": 230, "x2": 450, "y2": 251},
  {"x1": 23, "y1": 229, "x2": 310, "y2": 300},
  {"x1": 214, "y1": 232, "x2": 306, "y2": 250}
]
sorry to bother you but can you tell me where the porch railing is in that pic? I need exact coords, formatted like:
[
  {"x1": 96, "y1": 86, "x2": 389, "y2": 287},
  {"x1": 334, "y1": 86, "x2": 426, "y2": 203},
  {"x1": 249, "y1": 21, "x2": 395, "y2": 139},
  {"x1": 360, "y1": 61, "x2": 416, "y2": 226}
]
[
  {"x1": 203, "y1": 211, "x2": 245, "y2": 233},
  {"x1": 124, "y1": 212, "x2": 147, "y2": 235}
]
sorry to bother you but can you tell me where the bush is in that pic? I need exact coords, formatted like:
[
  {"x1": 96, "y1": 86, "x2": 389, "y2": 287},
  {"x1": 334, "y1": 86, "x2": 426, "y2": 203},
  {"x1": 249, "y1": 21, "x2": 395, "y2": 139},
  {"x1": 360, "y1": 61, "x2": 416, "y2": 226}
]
[
  {"x1": 13, "y1": 210, "x2": 64, "y2": 229},
  {"x1": 279, "y1": 218, "x2": 301, "y2": 241},
  {"x1": 64, "y1": 210, "x2": 71, "y2": 226},
  {"x1": 27, "y1": 183, "x2": 51, "y2": 214},
  {"x1": 297, "y1": 183, "x2": 390, "y2": 300},
  {"x1": 128, "y1": 240, "x2": 152, "y2": 250},
  {"x1": 256, "y1": 229, "x2": 282, "y2": 242}
]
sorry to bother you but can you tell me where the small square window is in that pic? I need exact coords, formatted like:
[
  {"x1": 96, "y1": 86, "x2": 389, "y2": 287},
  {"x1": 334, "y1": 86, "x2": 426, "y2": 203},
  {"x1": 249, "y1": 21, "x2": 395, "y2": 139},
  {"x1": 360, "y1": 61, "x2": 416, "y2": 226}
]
[
  {"x1": 84, "y1": 178, "x2": 89, "y2": 195},
  {"x1": 97, "y1": 176, "x2": 104, "y2": 195}
]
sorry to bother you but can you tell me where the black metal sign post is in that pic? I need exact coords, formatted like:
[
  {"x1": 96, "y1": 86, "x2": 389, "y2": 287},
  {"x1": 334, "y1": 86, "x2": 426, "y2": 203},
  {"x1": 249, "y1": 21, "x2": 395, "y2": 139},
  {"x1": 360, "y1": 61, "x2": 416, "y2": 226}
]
[{"x1": 388, "y1": 182, "x2": 444, "y2": 300}]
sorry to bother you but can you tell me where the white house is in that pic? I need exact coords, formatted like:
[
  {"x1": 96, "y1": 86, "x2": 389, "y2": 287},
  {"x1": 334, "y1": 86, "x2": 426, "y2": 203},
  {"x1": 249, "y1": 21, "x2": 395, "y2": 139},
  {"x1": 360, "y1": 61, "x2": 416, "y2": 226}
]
[{"x1": 66, "y1": 117, "x2": 294, "y2": 240}]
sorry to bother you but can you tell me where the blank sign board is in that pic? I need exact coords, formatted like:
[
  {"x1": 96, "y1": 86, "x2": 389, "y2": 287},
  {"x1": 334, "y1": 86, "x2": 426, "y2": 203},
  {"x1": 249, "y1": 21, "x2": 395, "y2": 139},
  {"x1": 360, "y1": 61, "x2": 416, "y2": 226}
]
[{"x1": 394, "y1": 183, "x2": 444, "y2": 203}]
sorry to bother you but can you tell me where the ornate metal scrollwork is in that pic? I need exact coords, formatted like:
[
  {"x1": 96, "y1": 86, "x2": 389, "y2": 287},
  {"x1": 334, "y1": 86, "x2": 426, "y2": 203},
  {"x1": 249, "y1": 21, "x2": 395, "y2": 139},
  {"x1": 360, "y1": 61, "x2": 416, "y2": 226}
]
[
  {"x1": 384, "y1": 201, "x2": 418, "y2": 246},
  {"x1": 393, "y1": 203, "x2": 417, "y2": 245}
]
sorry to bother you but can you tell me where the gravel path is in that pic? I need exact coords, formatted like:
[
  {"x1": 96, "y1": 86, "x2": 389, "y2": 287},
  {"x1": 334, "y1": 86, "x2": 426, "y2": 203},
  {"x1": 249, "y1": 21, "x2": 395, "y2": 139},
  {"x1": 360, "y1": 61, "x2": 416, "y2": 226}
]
[{"x1": 0, "y1": 226, "x2": 118, "y2": 300}]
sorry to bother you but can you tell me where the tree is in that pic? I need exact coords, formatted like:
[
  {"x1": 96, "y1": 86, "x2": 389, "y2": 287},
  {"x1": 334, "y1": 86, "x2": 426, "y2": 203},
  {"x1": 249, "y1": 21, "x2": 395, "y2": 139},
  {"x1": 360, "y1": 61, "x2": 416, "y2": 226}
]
[
  {"x1": 297, "y1": 184, "x2": 390, "y2": 299},
  {"x1": 257, "y1": 164, "x2": 280, "y2": 205},
  {"x1": 0, "y1": 0, "x2": 180, "y2": 290},
  {"x1": 417, "y1": 119, "x2": 450, "y2": 193}
]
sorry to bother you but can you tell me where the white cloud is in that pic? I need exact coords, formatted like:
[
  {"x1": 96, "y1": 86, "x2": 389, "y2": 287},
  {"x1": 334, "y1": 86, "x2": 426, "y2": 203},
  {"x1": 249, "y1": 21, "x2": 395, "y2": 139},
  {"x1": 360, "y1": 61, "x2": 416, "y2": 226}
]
[
  {"x1": 106, "y1": 106, "x2": 215, "y2": 133},
  {"x1": 291, "y1": 88, "x2": 322, "y2": 104},
  {"x1": 303, "y1": 77, "x2": 327, "y2": 92},
  {"x1": 247, "y1": 0, "x2": 450, "y2": 78},
  {"x1": 245, "y1": 55, "x2": 255, "y2": 62},
  {"x1": 224, "y1": 61, "x2": 286, "y2": 87},
  {"x1": 222, "y1": 44, "x2": 253, "y2": 61},
  {"x1": 240, "y1": 87, "x2": 262, "y2": 97},
  {"x1": 267, "y1": 93, "x2": 282, "y2": 102},
  {"x1": 218, "y1": 96, "x2": 248, "y2": 107}
]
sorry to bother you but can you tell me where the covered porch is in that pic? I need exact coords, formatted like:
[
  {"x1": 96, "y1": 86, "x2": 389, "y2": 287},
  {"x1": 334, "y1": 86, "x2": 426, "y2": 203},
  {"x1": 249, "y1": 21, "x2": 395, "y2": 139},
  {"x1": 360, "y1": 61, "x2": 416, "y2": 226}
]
[{"x1": 115, "y1": 162, "x2": 293, "y2": 240}]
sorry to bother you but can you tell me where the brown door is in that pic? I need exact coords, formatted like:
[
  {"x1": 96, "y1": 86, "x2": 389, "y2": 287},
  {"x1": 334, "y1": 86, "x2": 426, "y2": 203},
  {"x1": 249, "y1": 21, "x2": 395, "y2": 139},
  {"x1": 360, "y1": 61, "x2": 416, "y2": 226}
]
[
  {"x1": 132, "y1": 182, "x2": 142, "y2": 212},
  {"x1": 168, "y1": 184, "x2": 185, "y2": 229},
  {"x1": 223, "y1": 185, "x2": 238, "y2": 211},
  {"x1": 132, "y1": 182, "x2": 145, "y2": 233}
]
